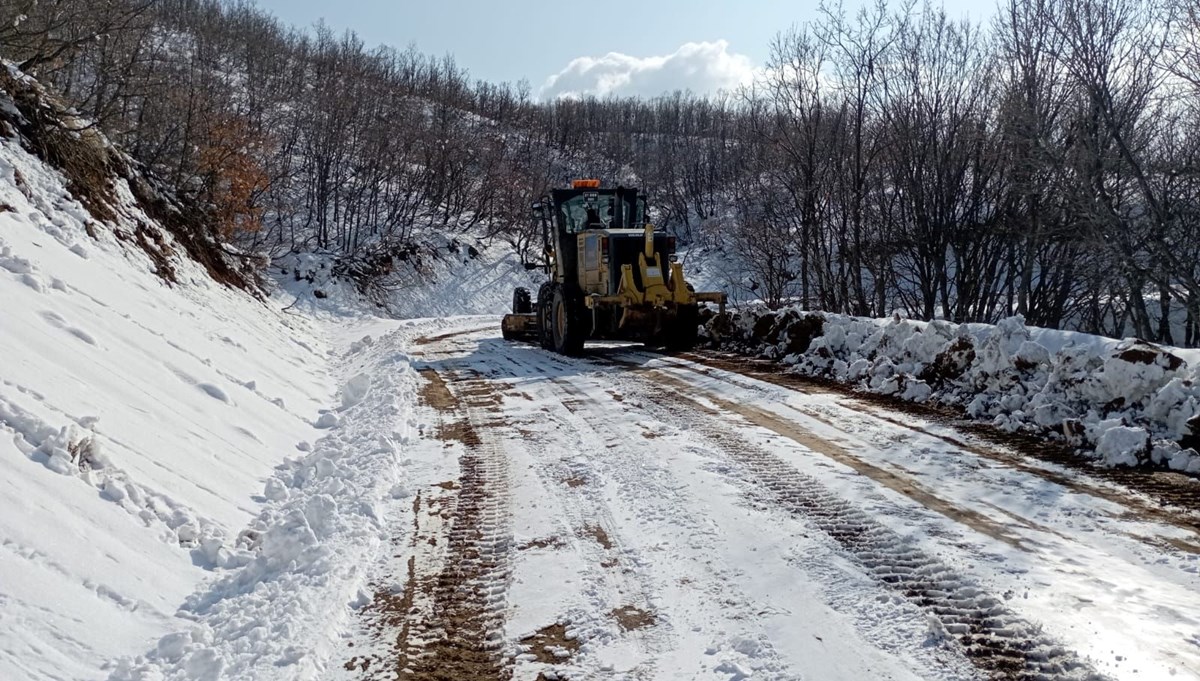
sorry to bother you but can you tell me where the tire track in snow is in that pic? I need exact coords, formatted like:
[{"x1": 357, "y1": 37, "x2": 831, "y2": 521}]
[
  {"x1": 544, "y1": 379, "x2": 674, "y2": 660},
  {"x1": 348, "y1": 361, "x2": 513, "y2": 681},
  {"x1": 405, "y1": 332, "x2": 981, "y2": 678},
  {"x1": 602, "y1": 353, "x2": 1031, "y2": 551},
  {"x1": 609, "y1": 366, "x2": 1106, "y2": 681},
  {"x1": 406, "y1": 367, "x2": 512, "y2": 681},
  {"x1": 416, "y1": 335, "x2": 671, "y2": 678},
  {"x1": 543, "y1": 375, "x2": 803, "y2": 680},
  {"x1": 454, "y1": 335, "x2": 806, "y2": 678}
]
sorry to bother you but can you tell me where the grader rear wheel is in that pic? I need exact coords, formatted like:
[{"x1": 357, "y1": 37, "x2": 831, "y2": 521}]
[
  {"x1": 536, "y1": 283, "x2": 554, "y2": 350},
  {"x1": 551, "y1": 286, "x2": 586, "y2": 356}
]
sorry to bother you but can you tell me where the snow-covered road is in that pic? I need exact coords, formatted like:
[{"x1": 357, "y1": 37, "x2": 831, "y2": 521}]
[{"x1": 326, "y1": 317, "x2": 1200, "y2": 681}]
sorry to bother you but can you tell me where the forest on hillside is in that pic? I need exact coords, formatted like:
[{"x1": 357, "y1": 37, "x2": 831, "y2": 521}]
[{"x1": 3, "y1": 0, "x2": 1200, "y2": 344}]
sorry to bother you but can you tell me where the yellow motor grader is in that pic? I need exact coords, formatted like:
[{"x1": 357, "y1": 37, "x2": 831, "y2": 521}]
[{"x1": 502, "y1": 180, "x2": 725, "y2": 355}]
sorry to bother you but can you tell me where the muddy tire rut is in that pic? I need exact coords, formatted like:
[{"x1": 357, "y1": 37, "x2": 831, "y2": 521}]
[{"x1": 351, "y1": 366, "x2": 513, "y2": 681}]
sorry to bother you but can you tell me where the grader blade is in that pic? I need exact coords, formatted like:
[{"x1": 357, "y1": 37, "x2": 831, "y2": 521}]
[{"x1": 501, "y1": 313, "x2": 539, "y2": 341}]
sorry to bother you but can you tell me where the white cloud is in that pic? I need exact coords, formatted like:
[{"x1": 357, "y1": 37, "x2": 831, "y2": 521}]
[{"x1": 540, "y1": 40, "x2": 758, "y2": 100}]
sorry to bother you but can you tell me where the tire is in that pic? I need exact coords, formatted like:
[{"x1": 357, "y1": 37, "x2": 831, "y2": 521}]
[
  {"x1": 512, "y1": 287, "x2": 533, "y2": 314},
  {"x1": 536, "y1": 283, "x2": 554, "y2": 350},
  {"x1": 665, "y1": 305, "x2": 700, "y2": 352},
  {"x1": 551, "y1": 285, "x2": 586, "y2": 356}
]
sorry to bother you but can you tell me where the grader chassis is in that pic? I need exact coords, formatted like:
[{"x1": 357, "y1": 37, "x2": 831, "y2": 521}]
[{"x1": 502, "y1": 180, "x2": 725, "y2": 355}]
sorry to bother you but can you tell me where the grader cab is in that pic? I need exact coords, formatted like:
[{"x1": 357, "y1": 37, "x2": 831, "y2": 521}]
[{"x1": 502, "y1": 180, "x2": 725, "y2": 355}]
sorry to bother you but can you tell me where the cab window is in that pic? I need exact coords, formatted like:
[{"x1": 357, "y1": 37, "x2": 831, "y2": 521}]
[
  {"x1": 559, "y1": 193, "x2": 640, "y2": 233},
  {"x1": 559, "y1": 194, "x2": 614, "y2": 233}
]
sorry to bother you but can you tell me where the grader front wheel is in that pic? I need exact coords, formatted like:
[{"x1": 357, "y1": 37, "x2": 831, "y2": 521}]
[{"x1": 657, "y1": 305, "x2": 699, "y2": 352}]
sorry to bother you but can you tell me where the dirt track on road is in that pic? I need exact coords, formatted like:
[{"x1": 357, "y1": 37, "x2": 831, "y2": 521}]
[{"x1": 349, "y1": 361, "x2": 513, "y2": 681}]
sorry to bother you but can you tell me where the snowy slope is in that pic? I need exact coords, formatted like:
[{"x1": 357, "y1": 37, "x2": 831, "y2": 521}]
[
  {"x1": 0, "y1": 96, "x2": 336, "y2": 678},
  {"x1": 276, "y1": 236, "x2": 542, "y2": 320},
  {"x1": 382, "y1": 242, "x2": 541, "y2": 319},
  {"x1": 0, "y1": 64, "x2": 541, "y2": 680},
  {"x1": 108, "y1": 318, "x2": 431, "y2": 680}
]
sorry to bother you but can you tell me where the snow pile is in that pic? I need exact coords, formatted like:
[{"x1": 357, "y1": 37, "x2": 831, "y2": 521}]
[
  {"x1": 713, "y1": 307, "x2": 1200, "y2": 471},
  {"x1": 109, "y1": 331, "x2": 420, "y2": 680}
]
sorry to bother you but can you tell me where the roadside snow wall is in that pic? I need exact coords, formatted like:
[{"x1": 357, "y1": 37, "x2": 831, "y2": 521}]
[
  {"x1": 0, "y1": 63, "x2": 337, "y2": 679},
  {"x1": 710, "y1": 307, "x2": 1200, "y2": 472}
]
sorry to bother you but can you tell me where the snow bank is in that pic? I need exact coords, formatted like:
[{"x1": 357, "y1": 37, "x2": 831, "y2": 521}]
[
  {"x1": 0, "y1": 72, "x2": 336, "y2": 679},
  {"x1": 712, "y1": 307, "x2": 1200, "y2": 471},
  {"x1": 109, "y1": 330, "x2": 421, "y2": 680}
]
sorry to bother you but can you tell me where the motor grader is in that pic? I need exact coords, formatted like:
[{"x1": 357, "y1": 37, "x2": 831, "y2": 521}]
[{"x1": 502, "y1": 180, "x2": 725, "y2": 355}]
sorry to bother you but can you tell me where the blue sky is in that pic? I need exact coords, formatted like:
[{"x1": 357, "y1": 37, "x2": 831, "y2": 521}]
[{"x1": 253, "y1": 0, "x2": 993, "y2": 99}]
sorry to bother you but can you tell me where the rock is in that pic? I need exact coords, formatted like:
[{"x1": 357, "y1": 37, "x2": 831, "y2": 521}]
[
  {"x1": 766, "y1": 309, "x2": 798, "y2": 345},
  {"x1": 1116, "y1": 341, "x2": 1185, "y2": 371},
  {"x1": 918, "y1": 336, "x2": 976, "y2": 387},
  {"x1": 784, "y1": 313, "x2": 824, "y2": 356},
  {"x1": 751, "y1": 312, "x2": 778, "y2": 342},
  {"x1": 1183, "y1": 412, "x2": 1200, "y2": 452}
]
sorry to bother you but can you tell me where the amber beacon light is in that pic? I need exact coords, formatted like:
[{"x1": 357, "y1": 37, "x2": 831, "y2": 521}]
[{"x1": 571, "y1": 179, "x2": 601, "y2": 189}]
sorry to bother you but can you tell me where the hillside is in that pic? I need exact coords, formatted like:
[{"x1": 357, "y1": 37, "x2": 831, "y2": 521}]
[
  {"x1": 6, "y1": 0, "x2": 1200, "y2": 351},
  {"x1": 0, "y1": 65, "x2": 336, "y2": 679}
]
